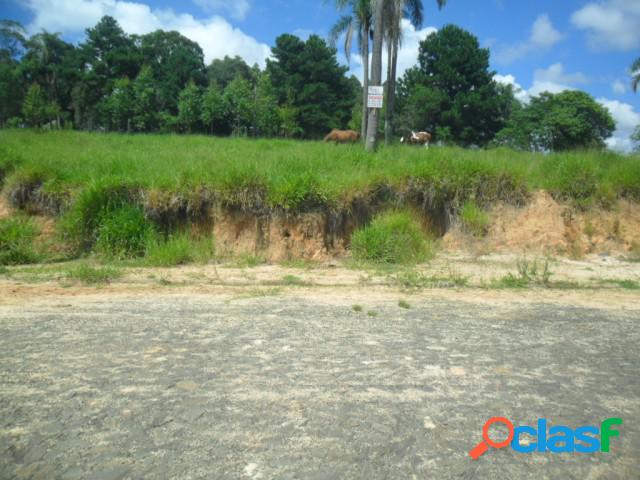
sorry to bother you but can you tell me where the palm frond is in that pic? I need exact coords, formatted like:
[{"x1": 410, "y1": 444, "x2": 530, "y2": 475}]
[
  {"x1": 632, "y1": 57, "x2": 640, "y2": 93},
  {"x1": 404, "y1": 0, "x2": 424, "y2": 28},
  {"x1": 329, "y1": 15, "x2": 353, "y2": 47},
  {"x1": 344, "y1": 22, "x2": 355, "y2": 62}
]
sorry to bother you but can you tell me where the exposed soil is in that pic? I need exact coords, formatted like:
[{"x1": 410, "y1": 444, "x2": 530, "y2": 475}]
[{"x1": 443, "y1": 191, "x2": 640, "y2": 257}]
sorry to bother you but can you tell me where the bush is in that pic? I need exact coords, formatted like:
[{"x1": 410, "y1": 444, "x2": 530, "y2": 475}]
[
  {"x1": 95, "y1": 205, "x2": 154, "y2": 259},
  {"x1": 460, "y1": 201, "x2": 489, "y2": 237},
  {"x1": 144, "y1": 233, "x2": 215, "y2": 266},
  {"x1": 0, "y1": 216, "x2": 40, "y2": 265},
  {"x1": 351, "y1": 210, "x2": 434, "y2": 265}
]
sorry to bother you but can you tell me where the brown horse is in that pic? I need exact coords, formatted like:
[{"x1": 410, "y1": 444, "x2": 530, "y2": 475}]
[{"x1": 323, "y1": 129, "x2": 360, "y2": 144}]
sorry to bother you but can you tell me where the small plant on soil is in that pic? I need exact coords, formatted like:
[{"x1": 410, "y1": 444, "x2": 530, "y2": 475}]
[
  {"x1": 0, "y1": 216, "x2": 40, "y2": 265},
  {"x1": 66, "y1": 264, "x2": 122, "y2": 284},
  {"x1": 281, "y1": 274, "x2": 307, "y2": 286},
  {"x1": 460, "y1": 201, "x2": 489, "y2": 237},
  {"x1": 351, "y1": 210, "x2": 435, "y2": 265},
  {"x1": 352, "y1": 304, "x2": 363, "y2": 312},
  {"x1": 367, "y1": 310, "x2": 378, "y2": 317},
  {"x1": 398, "y1": 300, "x2": 411, "y2": 309},
  {"x1": 493, "y1": 257, "x2": 552, "y2": 288}
]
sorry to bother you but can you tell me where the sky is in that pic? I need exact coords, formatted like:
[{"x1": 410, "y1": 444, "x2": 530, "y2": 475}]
[{"x1": 2, "y1": 0, "x2": 640, "y2": 151}]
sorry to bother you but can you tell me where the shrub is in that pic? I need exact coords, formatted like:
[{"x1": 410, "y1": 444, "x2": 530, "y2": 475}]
[
  {"x1": 95, "y1": 205, "x2": 154, "y2": 259},
  {"x1": 351, "y1": 210, "x2": 434, "y2": 265},
  {"x1": 0, "y1": 216, "x2": 40, "y2": 265},
  {"x1": 144, "y1": 234, "x2": 215, "y2": 267},
  {"x1": 460, "y1": 201, "x2": 489, "y2": 237}
]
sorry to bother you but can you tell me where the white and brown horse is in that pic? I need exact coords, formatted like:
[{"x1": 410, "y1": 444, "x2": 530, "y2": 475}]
[{"x1": 400, "y1": 131, "x2": 432, "y2": 148}]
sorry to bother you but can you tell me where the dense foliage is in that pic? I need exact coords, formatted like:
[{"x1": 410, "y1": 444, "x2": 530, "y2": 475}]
[
  {"x1": 494, "y1": 91, "x2": 616, "y2": 151},
  {"x1": 395, "y1": 25, "x2": 514, "y2": 147}
]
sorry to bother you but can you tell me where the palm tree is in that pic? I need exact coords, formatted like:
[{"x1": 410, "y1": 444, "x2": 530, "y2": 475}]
[
  {"x1": 632, "y1": 57, "x2": 640, "y2": 93},
  {"x1": 329, "y1": 0, "x2": 372, "y2": 140},
  {"x1": 384, "y1": 0, "x2": 447, "y2": 145}
]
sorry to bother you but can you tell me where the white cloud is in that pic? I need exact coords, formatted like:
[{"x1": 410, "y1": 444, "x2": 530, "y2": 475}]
[
  {"x1": 571, "y1": 0, "x2": 640, "y2": 51},
  {"x1": 345, "y1": 20, "x2": 437, "y2": 84},
  {"x1": 193, "y1": 0, "x2": 250, "y2": 21},
  {"x1": 24, "y1": 0, "x2": 271, "y2": 67},
  {"x1": 612, "y1": 80, "x2": 627, "y2": 95},
  {"x1": 495, "y1": 14, "x2": 564, "y2": 64},
  {"x1": 493, "y1": 74, "x2": 529, "y2": 103},
  {"x1": 597, "y1": 98, "x2": 640, "y2": 152},
  {"x1": 528, "y1": 63, "x2": 588, "y2": 96}
]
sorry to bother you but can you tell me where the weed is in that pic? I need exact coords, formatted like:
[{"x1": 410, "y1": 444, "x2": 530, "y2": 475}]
[
  {"x1": 352, "y1": 304, "x2": 363, "y2": 312},
  {"x1": 393, "y1": 270, "x2": 468, "y2": 290},
  {"x1": 351, "y1": 210, "x2": 435, "y2": 265},
  {"x1": 0, "y1": 216, "x2": 40, "y2": 265},
  {"x1": 231, "y1": 254, "x2": 266, "y2": 268},
  {"x1": 583, "y1": 221, "x2": 596, "y2": 238},
  {"x1": 609, "y1": 280, "x2": 640, "y2": 290},
  {"x1": 367, "y1": 310, "x2": 378, "y2": 317},
  {"x1": 145, "y1": 234, "x2": 215, "y2": 267},
  {"x1": 398, "y1": 299, "x2": 411, "y2": 309},
  {"x1": 281, "y1": 274, "x2": 308, "y2": 286},
  {"x1": 492, "y1": 258, "x2": 552, "y2": 288},
  {"x1": 66, "y1": 264, "x2": 122, "y2": 284},
  {"x1": 460, "y1": 201, "x2": 489, "y2": 237}
]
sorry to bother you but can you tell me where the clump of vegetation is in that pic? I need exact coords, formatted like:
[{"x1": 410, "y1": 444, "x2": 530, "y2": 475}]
[
  {"x1": 398, "y1": 299, "x2": 411, "y2": 309},
  {"x1": 0, "y1": 216, "x2": 40, "y2": 265},
  {"x1": 65, "y1": 264, "x2": 122, "y2": 284},
  {"x1": 95, "y1": 205, "x2": 154, "y2": 259},
  {"x1": 393, "y1": 269, "x2": 468, "y2": 290},
  {"x1": 367, "y1": 310, "x2": 378, "y2": 317},
  {"x1": 281, "y1": 274, "x2": 307, "y2": 286},
  {"x1": 352, "y1": 304, "x2": 363, "y2": 312},
  {"x1": 144, "y1": 234, "x2": 215, "y2": 267},
  {"x1": 492, "y1": 258, "x2": 552, "y2": 288},
  {"x1": 460, "y1": 201, "x2": 489, "y2": 237},
  {"x1": 351, "y1": 210, "x2": 434, "y2": 265}
]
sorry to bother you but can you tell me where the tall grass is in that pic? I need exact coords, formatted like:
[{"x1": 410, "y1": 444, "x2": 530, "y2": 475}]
[
  {"x1": 0, "y1": 216, "x2": 40, "y2": 265},
  {"x1": 3, "y1": 131, "x2": 637, "y2": 211}
]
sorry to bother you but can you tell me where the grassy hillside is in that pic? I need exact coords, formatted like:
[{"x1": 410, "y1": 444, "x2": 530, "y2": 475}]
[{"x1": 2, "y1": 130, "x2": 638, "y2": 211}]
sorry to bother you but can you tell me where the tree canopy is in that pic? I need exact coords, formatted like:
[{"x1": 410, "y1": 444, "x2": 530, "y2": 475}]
[
  {"x1": 395, "y1": 24, "x2": 513, "y2": 146},
  {"x1": 494, "y1": 90, "x2": 616, "y2": 152}
]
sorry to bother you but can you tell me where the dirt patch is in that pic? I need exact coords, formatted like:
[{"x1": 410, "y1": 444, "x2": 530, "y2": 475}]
[
  {"x1": 443, "y1": 191, "x2": 640, "y2": 257},
  {"x1": 0, "y1": 196, "x2": 11, "y2": 219}
]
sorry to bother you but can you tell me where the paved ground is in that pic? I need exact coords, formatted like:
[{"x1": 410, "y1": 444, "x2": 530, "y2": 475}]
[{"x1": 1, "y1": 289, "x2": 639, "y2": 479}]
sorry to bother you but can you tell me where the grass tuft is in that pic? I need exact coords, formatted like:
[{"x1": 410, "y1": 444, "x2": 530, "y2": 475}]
[
  {"x1": 144, "y1": 234, "x2": 215, "y2": 267},
  {"x1": 459, "y1": 201, "x2": 489, "y2": 237},
  {"x1": 351, "y1": 210, "x2": 435, "y2": 265},
  {"x1": 65, "y1": 264, "x2": 122, "y2": 284},
  {"x1": 0, "y1": 216, "x2": 40, "y2": 265},
  {"x1": 398, "y1": 299, "x2": 411, "y2": 309}
]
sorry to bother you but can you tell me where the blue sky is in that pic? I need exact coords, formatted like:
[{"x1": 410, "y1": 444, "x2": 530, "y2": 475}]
[{"x1": 3, "y1": 0, "x2": 640, "y2": 150}]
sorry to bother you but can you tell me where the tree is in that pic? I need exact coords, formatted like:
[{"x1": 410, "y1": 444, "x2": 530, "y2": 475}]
[
  {"x1": 201, "y1": 83, "x2": 227, "y2": 134},
  {"x1": 365, "y1": 0, "x2": 385, "y2": 150},
  {"x1": 395, "y1": 25, "x2": 513, "y2": 146},
  {"x1": 632, "y1": 57, "x2": 640, "y2": 93},
  {"x1": 253, "y1": 73, "x2": 281, "y2": 137},
  {"x1": 132, "y1": 66, "x2": 158, "y2": 132},
  {"x1": 494, "y1": 90, "x2": 615, "y2": 151},
  {"x1": 329, "y1": 0, "x2": 372, "y2": 140},
  {"x1": 384, "y1": 0, "x2": 447, "y2": 145},
  {"x1": 177, "y1": 81, "x2": 201, "y2": 133},
  {"x1": 140, "y1": 30, "x2": 206, "y2": 114},
  {"x1": 223, "y1": 76, "x2": 253, "y2": 136},
  {"x1": 81, "y1": 16, "x2": 141, "y2": 126},
  {"x1": 267, "y1": 34, "x2": 355, "y2": 138},
  {"x1": 632, "y1": 125, "x2": 640, "y2": 152},
  {"x1": 103, "y1": 77, "x2": 133, "y2": 131},
  {"x1": 22, "y1": 83, "x2": 47, "y2": 127},
  {"x1": 207, "y1": 55, "x2": 254, "y2": 89}
]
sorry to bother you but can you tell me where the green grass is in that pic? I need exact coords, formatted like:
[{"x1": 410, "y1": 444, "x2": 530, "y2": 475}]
[
  {"x1": 0, "y1": 216, "x2": 40, "y2": 265},
  {"x1": 351, "y1": 210, "x2": 435, "y2": 265},
  {"x1": 281, "y1": 274, "x2": 308, "y2": 286},
  {"x1": 352, "y1": 304, "x2": 363, "y2": 312},
  {"x1": 460, "y1": 201, "x2": 489, "y2": 237},
  {"x1": 398, "y1": 299, "x2": 411, "y2": 309},
  {"x1": 144, "y1": 234, "x2": 215, "y2": 267},
  {"x1": 3, "y1": 130, "x2": 637, "y2": 214},
  {"x1": 65, "y1": 264, "x2": 122, "y2": 284},
  {"x1": 392, "y1": 269, "x2": 469, "y2": 290}
]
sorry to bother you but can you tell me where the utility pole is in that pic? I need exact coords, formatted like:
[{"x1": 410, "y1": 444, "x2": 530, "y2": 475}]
[{"x1": 365, "y1": 0, "x2": 385, "y2": 151}]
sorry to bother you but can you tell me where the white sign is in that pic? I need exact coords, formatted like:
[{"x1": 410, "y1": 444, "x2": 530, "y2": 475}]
[{"x1": 367, "y1": 86, "x2": 384, "y2": 109}]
